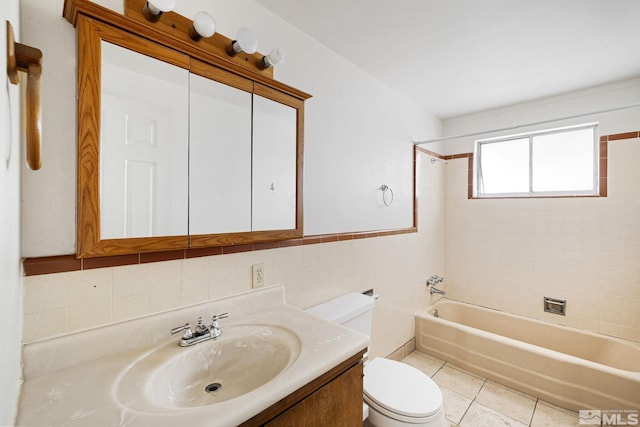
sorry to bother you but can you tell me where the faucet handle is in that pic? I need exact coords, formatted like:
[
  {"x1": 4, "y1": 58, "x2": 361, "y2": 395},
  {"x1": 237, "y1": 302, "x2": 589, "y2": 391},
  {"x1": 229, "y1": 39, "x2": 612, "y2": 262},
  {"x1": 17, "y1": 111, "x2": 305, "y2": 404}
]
[
  {"x1": 426, "y1": 275, "x2": 444, "y2": 286},
  {"x1": 211, "y1": 312, "x2": 229, "y2": 322},
  {"x1": 210, "y1": 313, "x2": 229, "y2": 338},
  {"x1": 170, "y1": 322, "x2": 193, "y2": 339}
]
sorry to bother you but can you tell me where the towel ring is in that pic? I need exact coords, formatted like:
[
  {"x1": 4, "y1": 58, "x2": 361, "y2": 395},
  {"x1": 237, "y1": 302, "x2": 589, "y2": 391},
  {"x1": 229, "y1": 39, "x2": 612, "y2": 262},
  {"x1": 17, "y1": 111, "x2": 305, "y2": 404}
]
[{"x1": 380, "y1": 184, "x2": 394, "y2": 207}]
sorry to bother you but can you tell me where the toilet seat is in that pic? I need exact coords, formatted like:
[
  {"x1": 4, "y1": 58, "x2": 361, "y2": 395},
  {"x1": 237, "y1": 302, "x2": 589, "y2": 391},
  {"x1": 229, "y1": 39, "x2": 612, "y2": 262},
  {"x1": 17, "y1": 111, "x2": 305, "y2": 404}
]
[{"x1": 364, "y1": 358, "x2": 443, "y2": 421}]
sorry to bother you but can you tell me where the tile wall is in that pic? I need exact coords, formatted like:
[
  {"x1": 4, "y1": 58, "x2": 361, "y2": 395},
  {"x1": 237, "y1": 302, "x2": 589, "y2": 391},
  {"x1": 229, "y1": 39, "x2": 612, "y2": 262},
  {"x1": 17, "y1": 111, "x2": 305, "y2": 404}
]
[{"x1": 444, "y1": 136, "x2": 640, "y2": 342}]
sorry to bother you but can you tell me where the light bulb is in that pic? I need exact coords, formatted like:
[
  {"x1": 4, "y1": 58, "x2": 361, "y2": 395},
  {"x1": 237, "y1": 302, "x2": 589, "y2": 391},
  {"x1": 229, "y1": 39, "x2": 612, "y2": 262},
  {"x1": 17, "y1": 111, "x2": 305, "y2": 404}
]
[
  {"x1": 190, "y1": 11, "x2": 216, "y2": 41},
  {"x1": 227, "y1": 27, "x2": 257, "y2": 56},
  {"x1": 148, "y1": 0, "x2": 175, "y2": 12},
  {"x1": 143, "y1": 0, "x2": 176, "y2": 22},
  {"x1": 258, "y1": 48, "x2": 285, "y2": 70}
]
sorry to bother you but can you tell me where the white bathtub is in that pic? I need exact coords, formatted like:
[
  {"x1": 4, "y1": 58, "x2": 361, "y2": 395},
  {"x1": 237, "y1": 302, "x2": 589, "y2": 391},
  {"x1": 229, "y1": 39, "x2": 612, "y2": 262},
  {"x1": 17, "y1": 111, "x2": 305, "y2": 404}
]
[{"x1": 415, "y1": 299, "x2": 640, "y2": 411}]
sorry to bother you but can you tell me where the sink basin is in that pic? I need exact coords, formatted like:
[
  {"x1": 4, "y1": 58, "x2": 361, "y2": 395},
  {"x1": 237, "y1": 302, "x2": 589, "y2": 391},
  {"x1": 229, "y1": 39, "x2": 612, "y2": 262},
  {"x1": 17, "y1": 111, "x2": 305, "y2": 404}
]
[{"x1": 115, "y1": 324, "x2": 301, "y2": 410}]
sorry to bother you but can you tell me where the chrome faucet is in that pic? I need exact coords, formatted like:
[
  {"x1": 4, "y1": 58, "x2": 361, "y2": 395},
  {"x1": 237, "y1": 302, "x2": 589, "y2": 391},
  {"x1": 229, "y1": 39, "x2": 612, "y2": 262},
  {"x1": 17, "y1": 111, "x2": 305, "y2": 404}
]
[
  {"x1": 426, "y1": 275, "x2": 444, "y2": 286},
  {"x1": 430, "y1": 286, "x2": 445, "y2": 295},
  {"x1": 426, "y1": 275, "x2": 445, "y2": 295},
  {"x1": 171, "y1": 313, "x2": 229, "y2": 347}
]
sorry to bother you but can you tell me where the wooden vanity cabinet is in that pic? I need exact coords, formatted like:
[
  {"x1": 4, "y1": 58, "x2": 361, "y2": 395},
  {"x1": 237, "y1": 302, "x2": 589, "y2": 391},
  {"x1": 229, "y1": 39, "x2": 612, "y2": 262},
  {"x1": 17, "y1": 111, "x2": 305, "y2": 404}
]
[{"x1": 240, "y1": 350, "x2": 366, "y2": 427}]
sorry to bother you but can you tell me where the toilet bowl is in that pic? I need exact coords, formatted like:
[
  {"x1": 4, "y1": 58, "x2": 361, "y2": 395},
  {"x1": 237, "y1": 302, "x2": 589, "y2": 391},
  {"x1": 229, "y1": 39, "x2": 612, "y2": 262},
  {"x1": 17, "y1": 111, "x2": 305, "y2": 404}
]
[
  {"x1": 364, "y1": 357, "x2": 444, "y2": 427},
  {"x1": 306, "y1": 293, "x2": 444, "y2": 427}
]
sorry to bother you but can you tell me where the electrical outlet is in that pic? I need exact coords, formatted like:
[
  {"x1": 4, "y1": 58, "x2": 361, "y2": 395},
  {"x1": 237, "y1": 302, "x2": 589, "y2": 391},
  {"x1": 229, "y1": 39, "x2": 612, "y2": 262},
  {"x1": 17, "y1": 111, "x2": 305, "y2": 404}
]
[{"x1": 252, "y1": 263, "x2": 264, "y2": 288}]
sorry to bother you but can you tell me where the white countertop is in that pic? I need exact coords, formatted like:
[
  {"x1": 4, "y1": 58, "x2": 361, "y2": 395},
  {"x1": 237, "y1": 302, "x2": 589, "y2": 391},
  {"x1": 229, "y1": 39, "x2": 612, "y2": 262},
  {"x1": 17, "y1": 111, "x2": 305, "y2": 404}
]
[{"x1": 17, "y1": 286, "x2": 369, "y2": 426}]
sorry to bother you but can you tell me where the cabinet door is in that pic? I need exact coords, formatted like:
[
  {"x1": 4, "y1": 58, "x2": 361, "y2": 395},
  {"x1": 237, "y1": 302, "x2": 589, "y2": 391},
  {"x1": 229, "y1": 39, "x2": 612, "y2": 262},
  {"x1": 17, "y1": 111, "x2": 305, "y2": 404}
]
[
  {"x1": 189, "y1": 71, "x2": 252, "y2": 235},
  {"x1": 74, "y1": 13, "x2": 309, "y2": 257},
  {"x1": 264, "y1": 363, "x2": 363, "y2": 427},
  {"x1": 252, "y1": 88, "x2": 299, "y2": 232}
]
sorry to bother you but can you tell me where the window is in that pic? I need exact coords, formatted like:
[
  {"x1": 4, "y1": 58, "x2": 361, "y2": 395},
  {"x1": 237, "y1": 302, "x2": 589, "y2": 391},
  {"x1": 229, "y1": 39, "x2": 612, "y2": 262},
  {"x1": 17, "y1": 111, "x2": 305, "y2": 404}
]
[{"x1": 474, "y1": 123, "x2": 599, "y2": 197}]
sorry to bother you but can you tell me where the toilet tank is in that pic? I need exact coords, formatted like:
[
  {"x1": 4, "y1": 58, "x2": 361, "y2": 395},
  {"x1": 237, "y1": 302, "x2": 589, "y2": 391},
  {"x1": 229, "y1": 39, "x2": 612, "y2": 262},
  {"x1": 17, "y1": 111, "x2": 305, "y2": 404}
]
[{"x1": 306, "y1": 293, "x2": 375, "y2": 337}]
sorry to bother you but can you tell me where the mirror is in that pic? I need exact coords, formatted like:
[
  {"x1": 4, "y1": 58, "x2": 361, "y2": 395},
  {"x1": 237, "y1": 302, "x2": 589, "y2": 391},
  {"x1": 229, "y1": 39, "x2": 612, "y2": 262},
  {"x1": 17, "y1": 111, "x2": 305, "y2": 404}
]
[
  {"x1": 75, "y1": 14, "x2": 308, "y2": 257},
  {"x1": 252, "y1": 89, "x2": 298, "y2": 231},
  {"x1": 189, "y1": 68, "x2": 299, "y2": 235},
  {"x1": 189, "y1": 70, "x2": 252, "y2": 235},
  {"x1": 101, "y1": 40, "x2": 189, "y2": 239}
]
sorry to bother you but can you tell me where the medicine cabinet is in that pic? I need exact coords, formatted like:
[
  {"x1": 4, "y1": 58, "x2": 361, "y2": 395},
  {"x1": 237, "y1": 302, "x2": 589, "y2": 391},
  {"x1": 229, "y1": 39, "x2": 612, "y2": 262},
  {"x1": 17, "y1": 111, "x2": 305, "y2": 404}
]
[{"x1": 64, "y1": 0, "x2": 310, "y2": 257}]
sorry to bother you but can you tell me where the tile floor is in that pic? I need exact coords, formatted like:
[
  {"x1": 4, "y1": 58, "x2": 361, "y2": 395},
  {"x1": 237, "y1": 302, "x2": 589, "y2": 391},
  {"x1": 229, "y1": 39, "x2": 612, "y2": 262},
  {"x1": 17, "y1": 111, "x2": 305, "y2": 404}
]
[{"x1": 400, "y1": 351, "x2": 583, "y2": 427}]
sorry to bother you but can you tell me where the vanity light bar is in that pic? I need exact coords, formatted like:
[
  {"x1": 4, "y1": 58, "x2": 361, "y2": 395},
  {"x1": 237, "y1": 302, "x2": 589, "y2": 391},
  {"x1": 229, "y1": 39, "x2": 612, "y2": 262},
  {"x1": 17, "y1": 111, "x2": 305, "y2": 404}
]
[{"x1": 137, "y1": 0, "x2": 284, "y2": 72}]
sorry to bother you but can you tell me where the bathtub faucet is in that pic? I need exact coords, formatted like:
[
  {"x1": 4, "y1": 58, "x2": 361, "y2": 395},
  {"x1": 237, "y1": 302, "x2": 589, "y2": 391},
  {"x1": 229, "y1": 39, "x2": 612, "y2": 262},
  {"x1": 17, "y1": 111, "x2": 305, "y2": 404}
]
[
  {"x1": 430, "y1": 286, "x2": 445, "y2": 295},
  {"x1": 426, "y1": 275, "x2": 444, "y2": 286}
]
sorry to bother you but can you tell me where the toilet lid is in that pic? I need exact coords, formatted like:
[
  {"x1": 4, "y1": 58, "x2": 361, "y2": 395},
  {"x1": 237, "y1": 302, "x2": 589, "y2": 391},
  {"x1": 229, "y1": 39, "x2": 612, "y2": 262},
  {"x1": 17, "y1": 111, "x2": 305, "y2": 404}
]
[{"x1": 363, "y1": 358, "x2": 443, "y2": 418}]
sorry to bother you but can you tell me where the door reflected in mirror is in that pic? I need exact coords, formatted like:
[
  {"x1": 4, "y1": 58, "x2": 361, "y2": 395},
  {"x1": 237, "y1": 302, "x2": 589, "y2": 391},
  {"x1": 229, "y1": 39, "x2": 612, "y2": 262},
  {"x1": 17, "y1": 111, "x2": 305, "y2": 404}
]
[{"x1": 100, "y1": 40, "x2": 189, "y2": 239}]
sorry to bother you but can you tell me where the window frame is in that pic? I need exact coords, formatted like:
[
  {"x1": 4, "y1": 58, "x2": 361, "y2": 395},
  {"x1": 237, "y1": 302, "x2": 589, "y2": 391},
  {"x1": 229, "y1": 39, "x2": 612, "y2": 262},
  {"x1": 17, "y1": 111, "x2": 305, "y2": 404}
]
[{"x1": 474, "y1": 123, "x2": 600, "y2": 198}]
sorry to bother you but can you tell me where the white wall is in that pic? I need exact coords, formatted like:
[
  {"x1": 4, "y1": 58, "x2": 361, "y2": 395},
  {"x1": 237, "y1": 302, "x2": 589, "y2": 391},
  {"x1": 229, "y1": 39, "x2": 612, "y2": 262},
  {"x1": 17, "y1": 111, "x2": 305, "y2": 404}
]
[
  {"x1": 434, "y1": 77, "x2": 640, "y2": 156},
  {"x1": 20, "y1": 0, "x2": 76, "y2": 256},
  {"x1": 441, "y1": 82, "x2": 640, "y2": 342},
  {"x1": 1, "y1": 0, "x2": 24, "y2": 423},
  {"x1": 20, "y1": 0, "x2": 441, "y2": 257}
]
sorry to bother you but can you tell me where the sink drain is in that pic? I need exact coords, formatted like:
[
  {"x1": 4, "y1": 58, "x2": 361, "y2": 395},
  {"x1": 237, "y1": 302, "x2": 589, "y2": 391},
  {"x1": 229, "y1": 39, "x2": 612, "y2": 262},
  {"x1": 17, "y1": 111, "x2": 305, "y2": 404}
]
[{"x1": 204, "y1": 382, "x2": 222, "y2": 393}]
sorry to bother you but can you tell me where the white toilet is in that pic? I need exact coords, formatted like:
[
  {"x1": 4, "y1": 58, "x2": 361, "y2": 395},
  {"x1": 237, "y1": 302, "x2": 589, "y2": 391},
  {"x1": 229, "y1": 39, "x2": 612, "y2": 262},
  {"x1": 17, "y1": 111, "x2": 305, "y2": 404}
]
[{"x1": 307, "y1": 293, "x2": 445, "y2": 427}]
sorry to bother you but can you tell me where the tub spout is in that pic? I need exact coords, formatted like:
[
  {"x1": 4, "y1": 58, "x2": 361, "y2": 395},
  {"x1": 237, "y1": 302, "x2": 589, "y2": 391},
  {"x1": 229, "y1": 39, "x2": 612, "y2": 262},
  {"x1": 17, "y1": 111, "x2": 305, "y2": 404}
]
[{"x1": 430, "y1": 286, "x2": 445, "y2": 295}]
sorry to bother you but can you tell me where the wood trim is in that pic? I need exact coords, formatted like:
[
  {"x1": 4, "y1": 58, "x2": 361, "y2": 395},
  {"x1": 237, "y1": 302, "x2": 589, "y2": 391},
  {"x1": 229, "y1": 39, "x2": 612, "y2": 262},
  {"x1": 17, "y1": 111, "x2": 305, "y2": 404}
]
[
  {"x1": 76, "y1": 15, "x2": 192, "y2": 257},
  {"x1": 599, "y1": 139, "x2": 608, "y2": 197},
  {"x1": 444, "y1": 153, "x2": 473, "y2": 161},
  {"x1": 23, "y1": 255, "x2": 82, "y2": 276},
  {"x1": 90, "y1": 15, "x2": 191, "y2": 69},
  {"x1": 76, "y1": 15, "x2": 102, "y2": 257},
  {"x1": 602, "y1": 131, "x2": 640, "y2": 141},
  {"x1": 190, "y1": 58, "x2": 253, "y2": 93},
  {"x1": 416, "y1": 145, "x2": 445, "y2": 159},
  {"x1": 468, "y1": 155, "x2": 474, "y2": 199},
  {"x1": 189, "y1": 230, "x2": 304, "y2": 249},
  {"x1": 24, "y1": 227, "x2": 417, "y2": 276},
  {"x1": 413, "y1": 147, "x2": 418, "y2": 230}
]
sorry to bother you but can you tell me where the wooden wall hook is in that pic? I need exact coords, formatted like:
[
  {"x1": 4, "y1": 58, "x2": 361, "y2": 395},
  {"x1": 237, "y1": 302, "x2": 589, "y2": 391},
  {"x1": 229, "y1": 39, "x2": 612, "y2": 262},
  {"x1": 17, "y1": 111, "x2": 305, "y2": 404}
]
[{"x1": 6, "y1": 20, "x2": 43, "y2": 170}]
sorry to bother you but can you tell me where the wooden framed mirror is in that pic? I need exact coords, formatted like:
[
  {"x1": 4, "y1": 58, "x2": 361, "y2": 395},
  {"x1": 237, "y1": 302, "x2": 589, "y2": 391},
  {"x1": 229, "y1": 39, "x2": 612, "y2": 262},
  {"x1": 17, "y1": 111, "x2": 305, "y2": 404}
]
[{"x1": 67, "y1": 0, "x2": 310, "y2": 258}]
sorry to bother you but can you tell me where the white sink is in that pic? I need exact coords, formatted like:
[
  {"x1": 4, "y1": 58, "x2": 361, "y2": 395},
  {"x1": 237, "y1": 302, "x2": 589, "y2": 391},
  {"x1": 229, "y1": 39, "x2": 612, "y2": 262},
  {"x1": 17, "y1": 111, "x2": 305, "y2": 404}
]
[
  {"x1": 20, "y1": 287, "x2": 370, "y2": 427},
  {"x1": 116, "y1": 324, "x2": 301, "y2": 410}
]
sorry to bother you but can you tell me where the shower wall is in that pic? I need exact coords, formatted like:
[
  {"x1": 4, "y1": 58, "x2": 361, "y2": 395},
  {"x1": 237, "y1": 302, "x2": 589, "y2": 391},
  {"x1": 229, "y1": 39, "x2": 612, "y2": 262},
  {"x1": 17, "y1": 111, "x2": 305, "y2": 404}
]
[{"x1": 441, "y1": 79, "x2": 640, "y2": 342}]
